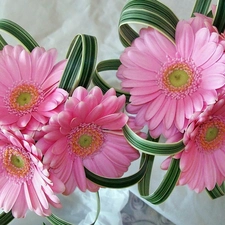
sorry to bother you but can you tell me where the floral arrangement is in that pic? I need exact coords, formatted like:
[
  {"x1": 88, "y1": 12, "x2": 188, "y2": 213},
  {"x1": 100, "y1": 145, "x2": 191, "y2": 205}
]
[{"x1": 0, "y1": 0, "x2": 225, "y2": 224}]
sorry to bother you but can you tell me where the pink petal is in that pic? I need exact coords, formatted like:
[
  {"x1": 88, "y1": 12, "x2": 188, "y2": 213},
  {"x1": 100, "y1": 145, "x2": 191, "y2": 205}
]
[
  {"x1": 127, "y1": 48, "x2": 161, "y2": 71},
  {"x1": 12, "y1": 186, "x2": 28, "y2": 218},
  {"x1": 18, "y1": 49, "x2": 32, "y2": 79},
  {"x1": 204, "y1": 154, "x2": 217, "y2": 190},
  {"x1": 176, "y1": 21, "x2": 194, "y2": 58},
  {"x1": 72, "y1": 86, "x2": 88, "y2": 100},
  {"x1": 214, "y1": 150, "x2": 225, "y2": 176},
  {"x1": 121, "y1": 67, "x2": 157, "y2": 81},
  {"x1": 92, "y1": 153, "x2": 118, "y2": 177},
  {"x1": 191, "y1": 92, "x2": 204, "y2": 111},
  {"x1": 145, "y1": 94, "x2": 166, "y2": 121},
  {"x1": 164, "y1": 99, "x2": 176, "y2": 129},
  {"x1": 184, "y1": 95, "x2": 194, "y2": 119},
  {"x1": 95, "y1": 113, "x2": 128, "y2": 129},
  {"x1": 192, "y1": 42, "x2": 217, "y2": 67},
  {"x1": 192, "y1": 28, "x2": 210, "y2": 54},
  {"x1": 200, "y1": 74, "x2": 225, "y2": 89},
  {"x1": 149, "y1": 99, "x2": 170, "y2": 130},
  {"x1": 86, "y1": 104, "x2": 104, "y2": 123},
  {"x1": 74, "y1": 157, "x2": 87, "y2": 192}
]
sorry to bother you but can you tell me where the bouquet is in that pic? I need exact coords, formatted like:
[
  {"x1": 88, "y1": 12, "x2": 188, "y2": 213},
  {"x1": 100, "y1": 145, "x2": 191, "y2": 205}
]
[{"x1": 0, "y1": 0, "x2": 225, "y2": 224}]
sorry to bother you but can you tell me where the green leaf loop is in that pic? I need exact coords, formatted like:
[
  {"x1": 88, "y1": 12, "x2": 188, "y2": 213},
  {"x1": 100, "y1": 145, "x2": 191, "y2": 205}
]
[
  {"x1": 0, "y1": 19, "x2": 39, "y2": 51},
  {"x1": 119, "y1": 0, "x2": 179, "y2": 47},
  {"x1": 139, "y1": 157, "x2": 181, "y2": 204},
  {"x1": 59, "y1": 34, "x2": 98, "y2": 95},
  {"x1": 85, "y1": 154, "x2": 148, "y2": 188},
  {"x1": 206, "y1": 183, "x2": 225, "y2": 199},
  {"x1": 213, "y1": 0, "x2": 225, "y2": 33},
  {"x1": 92, "y1": 59, "x2": 130, "y2": 102},
  {"x1": 123, "y1": 124, "x2": 184, "y2": 155},
  {"x1": 191, "y1": 0, "x2": 212, "y2": 16}
]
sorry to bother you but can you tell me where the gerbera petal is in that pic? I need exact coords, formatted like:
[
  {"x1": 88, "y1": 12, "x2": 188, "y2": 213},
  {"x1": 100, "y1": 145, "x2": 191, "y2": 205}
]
[
  {"x1": 176, "y1": 21, "x2": 194, "y2": 58},
  {"x1": 200, "y1": 74, "x2": 225, "y2": 89},
  {"x1": 145, "y1": 94, "x2": 166, "y2": 121},
  {"x1": 164, "y1": 99, "x2": 176, "y2": 129},
  {"x1": 95, "y1": 113, "x2": 128, "y2": 129},
  {"x1": 203, "y1": 154, "x2": 217, "y2": 190},
  {"x1": 73, "y1": 157, "x2": 86, "y2": 192},
  {"x1": 127, "y1": 48, "x2": 161, "y2": 71},
  {"x1": 11, "y1": 186, "x2": 28, "y2": 218},
  {"x1": 192, "y1": 42, "x2": 217, "y2": 67}
]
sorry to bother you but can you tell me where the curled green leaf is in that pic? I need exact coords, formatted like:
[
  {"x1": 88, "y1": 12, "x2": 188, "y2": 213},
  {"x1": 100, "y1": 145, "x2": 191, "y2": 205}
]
[
  {"x1": 0, "y1": 19, "x2": 39, "y2": 51},
  {"x1": 92, "y1": 59, "x2": 130, "y2": 102},
  {"x1": 139, "y1": 157, "x2": 181, "y2": 204},
  {"x1": 123, "y1": 124, "x2": 184, "y2": 155},
  {"x1": 119, "y1": 0, "x2": 179, "y2": 47},
  {"x1": 59, "y1": 34, "x2": 98, "y2": 95}
]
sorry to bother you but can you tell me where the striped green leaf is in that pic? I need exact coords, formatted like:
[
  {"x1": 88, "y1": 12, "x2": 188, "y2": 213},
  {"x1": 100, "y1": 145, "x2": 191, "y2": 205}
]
[
  {"x1": 0, "y1": 35, "x2": 7, "y2": 50},
  {"x1": 139, "y1": 158, "x2": 181, "y2": 204},
  {"x1": 47, "y1": 214, "x2": 74, "y2": 225},
  {"x1": 138, "y1": 153, "x2": 155, "y2": 196},
  {"x1": 85, "y1": 154, "x2": 148, "y2": 188},
  {"x1": 0, "y1": 19, "x2": 39, "y2": 51},
  {"x1": 92, "y1": 59, "x2": 130, "y2": 102},
  {"x1": 191, "y1": 0, "x2": 212, "y2": 16},
  {"x1": 59, "y1": 34, "x2": 97, "y2": 95},
  {"x1": 206, "y1": 183, "x2": 225, "y2": 199},
  {"x1": 213, "y1": 0, "x2": 225, "y2": 33},
  {"x1": 123, "y1": 125, "x2": 184, "y2": 155},
  {"x1": 0, "y1": 211, "x2": 14, "y2": 225},
  {"x1": 119, "y1": 0, "x2": 179, "y2": 47}
]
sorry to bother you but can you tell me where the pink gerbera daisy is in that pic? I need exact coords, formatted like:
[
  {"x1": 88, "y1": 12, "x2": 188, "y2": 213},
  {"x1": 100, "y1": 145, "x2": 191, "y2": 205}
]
[
  {"x1": 162, "y1": 93, "x2": 225, "y2": 193},
  {"x1": 0, "y1": 45, "x2": 68, "y2": 135},
  {"x1": 0, "y1": 127, "x2": 64, "y2": 218},
  {"x1": 36, "y1": 86, "x2": 140, "y2": 194},
  {"x1": 117, "y1": 20, "x2": 225, "y2": 138}
]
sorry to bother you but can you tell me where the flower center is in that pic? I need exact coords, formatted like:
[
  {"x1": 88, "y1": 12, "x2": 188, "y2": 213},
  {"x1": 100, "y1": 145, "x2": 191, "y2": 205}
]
[
  {"x1": 158, "y1": 58, "x2": 201, "y2": 99},
  {"x1": 197, "y1": 117, "x2": 225, "y2": 152},
  {"x1": 68, "y1": 123, "x2": 104, "y2": 158},
  {"x1": 5, "y1": 82, "x2": 44, "y2": 116},
  {"x1": 1, "y1": 145, "x2": 34, "y2": 182},
  {"x1": 168, "y1": 70, "x2": 189, "y2": 87}
]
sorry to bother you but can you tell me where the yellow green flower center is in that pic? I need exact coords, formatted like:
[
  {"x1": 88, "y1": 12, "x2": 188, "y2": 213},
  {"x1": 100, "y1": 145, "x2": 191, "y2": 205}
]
[
  {"x1": 16, "y1": 92, "x2": 32, "y2": 106},
  {"x1": 198, "y1": 118, "x2": 225, "y2": 152},
  {"x1": 168, "y1": 70, "x2": 189, "y2": 88},
  {"x1": 2, "y1": 146, "x2": 32, "y2": 179},
  {"x1": 68, "y1": 123, "x2": 104, "y2": 158},
  {"x1": 7, "y1": 83, "x2": 43, "y2": 116},
  {"x1": 205, "y1": 126, "x2": 219, "y2": 142},
  {"x1": 159, "y1": 59, "x2": 201, "y2": 99}
]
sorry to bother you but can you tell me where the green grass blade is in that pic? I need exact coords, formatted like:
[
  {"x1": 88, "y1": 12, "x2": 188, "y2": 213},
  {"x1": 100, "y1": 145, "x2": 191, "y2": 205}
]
[
  {"x1": 0, "y1": 19, "x2": 39, "y2": 51},
  {"x1": 119, "y1": 0, "x2": 179, "y2": 47},
  {"x1": 47, "y1": 214, "x2": 74, "y2": 225},
  {"x1": 59, "y1": 34, "x2": 97, "y2": 95},
  {"x1": 92, "y1": 59, "x2": 130, "y2": 102},
  {"x1": 138, "y1": 153, "x2": 155, "y2": 196},
  {"x1": 90, "y1": 192, "x2": 100, "y2": 225},
  {"x1": 139, "y1": 158, "x2": 180, "y2": 204},
  {"x1": 213, "y1": 0, "x2": 225, "y2": 33},
  {"x1": 191, "y1": 0, "x2": 212, "y2": 16},
  {"x1": 0, "y1": 35, "x2": 7, "y2": 50},
  {"x1": 123, "y1": 125, "x2": 184, "y2": 155},
  {"x1": 0, "y1": 211, "x2": 14, "y2": 225},
  {"x1": 206, "y1": 183, "x2": 225, "y2": 199},
  {"x1": 85, "y1": 154, "x2": 148, "y2": 188}
]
